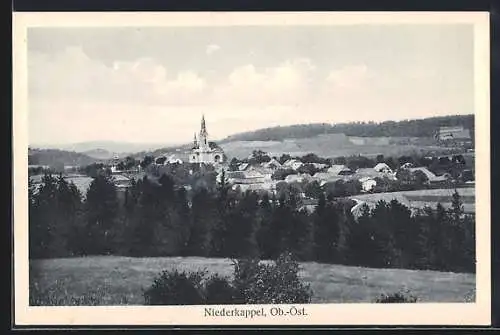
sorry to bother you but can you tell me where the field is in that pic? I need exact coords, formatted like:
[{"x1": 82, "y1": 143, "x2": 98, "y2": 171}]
[
  {"x1": 220, "y1": 134, "x2": 453, "y2": 160},
  {"x1": 30, "y1": 256, "x2": 475, "y2": 305},
  {"x1": 350, "y1": 187, "x2": 476, "y2": 214}
]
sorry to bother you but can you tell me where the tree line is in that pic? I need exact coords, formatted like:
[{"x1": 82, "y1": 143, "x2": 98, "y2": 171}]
[
  {"x1": 221, "y1": 114, "x2": 474, "y2": 142},
  {"x1": 29, "y1": 172, "x2": 475, "y2": 274}
]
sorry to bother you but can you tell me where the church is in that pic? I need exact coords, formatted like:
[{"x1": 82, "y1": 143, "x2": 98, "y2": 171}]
[{"x1": 189, "y1": 115, "x2": 225, "y2": 165}]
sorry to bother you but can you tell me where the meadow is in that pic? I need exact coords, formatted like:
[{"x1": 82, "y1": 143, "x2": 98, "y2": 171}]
[
  {"x1": 30, "y1": 256, "x2": 476, "y2": 306},
  {"x1": 219, "y1": 134, "x2": 453, "y2": 160},
  {"x1": 350, "y1": 187, "x2": 476, "y2": 214}
]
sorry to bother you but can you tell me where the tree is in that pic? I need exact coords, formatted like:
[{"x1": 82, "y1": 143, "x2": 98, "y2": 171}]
[
  {"x1": 279, "y1": 154, "x2": 292, "y2": 165},
  {"x1": 450, "y1": 190, "x2": 464, "y2": 223},
  {"x1": 185, "y1": 188, "x2": 217, "y2": 257},
  {"x1": 141, "y1": 155, "x2": 155, "y2": 169},
  {"x1": 304, "y1": 180, "x2": 323, "y2": 199},
  {"x1": 83, "y1": 175, "x2": 119, "y2": 255},
  {"x1": 229, "y1": 157, "x2": 240, "y2": 171},
  {"x1": 225, "y1": 191, "x2": 260, "y2": 258},
  {"x1": 251, "y1": 150, "x2": 271, "y2": 164}
]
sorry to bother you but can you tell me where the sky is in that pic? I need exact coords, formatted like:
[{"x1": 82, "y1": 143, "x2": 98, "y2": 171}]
[{"x1": 27, "y1": 25, "x2": 474, "y2": 146}]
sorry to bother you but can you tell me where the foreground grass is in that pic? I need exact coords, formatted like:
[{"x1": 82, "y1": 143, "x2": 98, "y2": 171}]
[{"x1": 30, "y1": 256, "x2": 476, "y2": 306}]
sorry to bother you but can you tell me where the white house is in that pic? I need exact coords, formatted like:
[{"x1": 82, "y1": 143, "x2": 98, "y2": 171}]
[
  {"x1": 283, "y1": 159, "x2": 304, "y2": 170},
  {"x1": 285, "y1": 173, "x2": 313, "y2": 184},
  {"x1": 358, "y1": 177, "x2": 377, "y2": 192},
  {"x1": 373, "y1": 162, "x2": 393, "y2": 174},
  {"x1": 262, "y1": 158, "x2": 282, "y2": 170}
]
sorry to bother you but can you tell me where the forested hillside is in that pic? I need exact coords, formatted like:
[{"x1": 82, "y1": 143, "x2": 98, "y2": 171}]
[
  {"x1": 220, "y1": 114, "x2": 474, "y2": 142},
  {"x1": 28, "y1": 148, "x2": 101, "y2": 168}
]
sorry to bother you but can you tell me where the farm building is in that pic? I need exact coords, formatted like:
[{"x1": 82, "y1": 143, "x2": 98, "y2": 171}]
[{"x1": 437, "y1": 126, "x2": 471, "y2": 141}]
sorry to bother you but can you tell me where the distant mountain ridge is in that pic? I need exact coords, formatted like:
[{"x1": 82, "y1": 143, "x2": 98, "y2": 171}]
[{"x1": 32, "y1": 141, "x2": 172, "y2": 156}]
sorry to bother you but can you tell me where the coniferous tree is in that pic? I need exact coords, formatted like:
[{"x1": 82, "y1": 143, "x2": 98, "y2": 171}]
[
  {"x1": 256, "y1": 192, "x2": 275, "y2": 260},
  {"x1": 31, "y1": 174, "x2": 59, "y2": 258},
  {"x1": 185, "y1": 188, "x2": 217, "y2": 257},
  {"x1": 84, "y1": 174, "x2": 119, "y2": 255}
]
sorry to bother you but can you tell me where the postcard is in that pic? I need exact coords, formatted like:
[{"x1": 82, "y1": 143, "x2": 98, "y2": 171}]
[{"x1": 13, "y1": 11, "x2": 491, "y2": 326}]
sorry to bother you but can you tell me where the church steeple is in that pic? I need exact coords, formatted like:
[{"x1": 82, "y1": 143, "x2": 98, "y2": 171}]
[
  {"x1": 200, "y1": 114, "x2": 207, "y2": 137},
  {"x1": 193, "y1": 132, "x2": 198, "y2": 146}
]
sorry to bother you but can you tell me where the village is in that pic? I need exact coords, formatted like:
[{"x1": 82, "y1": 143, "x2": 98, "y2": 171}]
[{"x1": 28, "y1": 116, "x2": 475, "y2": 219}]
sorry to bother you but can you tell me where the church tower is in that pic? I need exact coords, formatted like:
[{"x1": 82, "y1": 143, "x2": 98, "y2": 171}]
[{"x1": 199, "y1": 114, "x2": 209, "y2": 150}]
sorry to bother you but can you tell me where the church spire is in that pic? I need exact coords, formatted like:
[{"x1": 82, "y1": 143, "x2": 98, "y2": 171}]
[
  {"x1": 200, "y1": 114, "x2": 208, "y2": 137},
  {"x1": 193, "y1": 132, "x2": 197, "y2": 146}
]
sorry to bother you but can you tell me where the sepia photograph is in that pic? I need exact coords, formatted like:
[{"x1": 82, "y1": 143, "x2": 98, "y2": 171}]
[{"x1": 13, "y1": 12, "x2": 491, "y2": 326}]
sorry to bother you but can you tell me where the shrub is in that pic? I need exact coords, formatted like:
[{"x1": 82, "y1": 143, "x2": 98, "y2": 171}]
[
  {"x1": 144, "y1": 252, "x2": 313, "y2": 305},
  {"x1": 374, "y1": 290, "x2": 418, "y2": 303},
  {"x1": 143, "y1": 269, "x2": 207, "y2": 305},
  {"x1": 204, "y1": 274, "x2": 237, "y2": 304},
  {"x1": 232, "y1": 252, "x2": 313, "y2": 304}
]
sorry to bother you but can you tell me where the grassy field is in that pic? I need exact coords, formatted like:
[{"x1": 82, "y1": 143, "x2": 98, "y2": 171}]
[
  {"x1": 220, "y1": 134, "x2": 454, "y2": 160},
  {"x1": 350, "y1": 187, "x2": 475, "y2": 214},
  {"x1": 30, "y1": 256, "x2": 475, "y2": 306}
]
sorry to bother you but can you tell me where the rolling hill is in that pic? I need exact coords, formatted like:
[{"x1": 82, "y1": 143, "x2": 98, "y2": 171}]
[
  {"x1": 220, "y1": 114, "x2": 474, "y2": 143},
  {"x1": 28, "y1": 148, "x2": 103, "y2": 168}
]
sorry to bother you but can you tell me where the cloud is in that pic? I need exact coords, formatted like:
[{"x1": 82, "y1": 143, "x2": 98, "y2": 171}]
[
  {"x1": 212, "y1": 58, "x2": 316, "y2": 106},
  {"x1": 205, "y1": 44, "x2": 221, "y2": 55},
  {"x1": 326, "y1": 64, "x2": 370, "y2": 90},
  {"x1": 29, "y1": 46, "x2": 207, "y2": 105}
]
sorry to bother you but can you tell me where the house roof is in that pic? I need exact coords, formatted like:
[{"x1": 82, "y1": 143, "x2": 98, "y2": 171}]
[
  {"x1": 327, "y1": 165, "x2": 352, "y2": 175},
  {"x1": 263, "y1": 158, "x2": 282, "y2": 168},
  {"x1": 112, "y1": 175, "x2": 130, "y2": 182},
  {"x1": 408, "y1": 167, "x2": 448, "y2": 182},
  {"x1": 238, "y1": 163, "x2": 250, "y2": 171},
  {"x1": 374, "y1": 163, "x2": 392, "y2": 172}
]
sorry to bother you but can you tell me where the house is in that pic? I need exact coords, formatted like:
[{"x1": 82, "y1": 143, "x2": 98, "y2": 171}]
[
  {"x1": 262, "y1": 158, "x2": 282, "y2": 170},
  {"x1": 400, "y1": 162, "x2": 414, "y2": 169},
  {"x1": 327, "y1": 165, "x2": 354, "y2": 176},
  {"x1": 312, "y1": 172, "x2": 345, "y2": 186},
  {"x1": 112, "y1": 174, "x2": 132, "y2": 189},
  {"x1": 155, "y1": 154, "x2": 183, "y2": 165},
  {"x1": 224, "y1": 170, "x2": 276, "y2": 193},
  {"x1": 226, "y1": 170, "x2": 267, "y2": 185},
  {"x1": 354, "y1": 168, "x2": 397, "y2": 181},
  {"x1": 285, "y1": 173, "x2": 313, "y2": 184},
  {"x1": 248, "y1": 166, "x2": 273, "y2": 180},
  {"x1": 283, "y1": 159, "x2": 304, "y2": 170},
  {"x1": 373, "y1": 162, "x2": 393, "y2": 174},
  {"x1": 238, "y1": 163, "x2": 250, "y2": 171},
  {"x1": 167, "y1": 155, "x2": 183, "y2": 164},
  {"x1": 408, "y1": 167, "x2": 451, "y2": 183},
  {"x1": 437, "y1": 126, "x2": 471, "y2": 142},
  {"x1": 350, "y1": 193, "x2": 414, "y2": 220},
  {"x1": 311, "y1": 163, "x2": 328, "y2": 170},
  {"x1": 358, "y1": 177, "x2": 377, "y2": 192}
]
